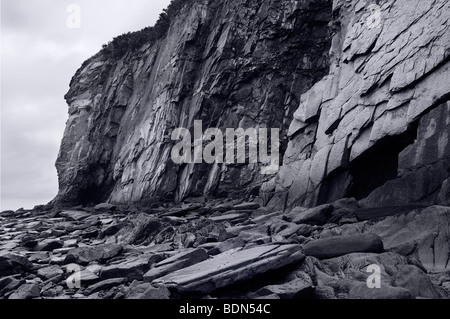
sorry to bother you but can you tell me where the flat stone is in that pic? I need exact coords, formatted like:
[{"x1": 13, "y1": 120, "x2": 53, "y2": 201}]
[
  {"x1": 64, "y1": 244, "x2": 123, "y2": 265},
  {"x1": 67, "y1": 269, "x2": 100, "y2": 286},
  {"x1": 144, "y1": 249, "x2": 208, "y2": 282},
  {"x1": 34, "y1": 239, "x2": 64, "y2": 252},
  {"x1": 367, "y1": 206, "x2": 450, "y2": 272},
  {"x1": 251, "y1": 277, "x2": 314, "y2": 299},
  {"x1": 0, "y1": 277, "x2": 15, "y2": 290},
  {"x1": 303, "y1": 234, "x2": 384, "y2": 259},
  {"x1": 292, "y1": 204, "x2": 334, "y2": 226},
  {"x1": 208, "y1": 213, "x2": 249, "y2": 223},
  {"x1": 349, "y1": 282, "x2": 413, "y2": 299},
  {"x1": 0, "y1": 278, "x2": 23, "y2": 295},
  {"x1": 152, "y1": 244, "x2": 305, "y2": 294},
  {"x1": 0, "y1": 251, "x2": 32, "y2": 276},
  {"x1": 116, "y1": 214, "x2": 162, "y2": 245},
  {"x1": 8, "y1": 283, "x2": 40, "y2": 299},
  {"x1": 125, "y1": 283, "x2": 171, "y2": 299},
  {"x1": 102, "y1": 223, "x2": 124, "y2": 236},
  {"x1": 232, "y1": 202, "x2": 261, "y2": 211},
  {"x1": 100, "y1": 256, "x2": 155, "y2": 281},
  {"x1": 392, "y1": 265, "x2": 440, "y2": 299},
  {"x1": 209, "y1": 238, "x2": 246, "y2": 255},
  {"x1": 84, "y1": 278, "x2": 126, "y2": 295},
  {"x1": 60, "y1": 210, "x2": 90, "y2": 221},
  {"x1": 37, "y1": 265, "x2": 64, "y2": 281}
]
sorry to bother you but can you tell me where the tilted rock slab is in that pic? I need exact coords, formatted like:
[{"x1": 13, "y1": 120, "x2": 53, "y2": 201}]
[
  {"x1": 152, "y1": 244, "x2": 305, "y2": 294},
  {"x1": 303, "y1": 233, "x2": 384, "y2": 259},
  {"x1": 367, "y1": 206, "x2": 450, "y2": 272}
]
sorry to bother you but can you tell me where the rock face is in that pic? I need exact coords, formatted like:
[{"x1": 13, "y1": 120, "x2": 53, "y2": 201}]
[
  {"x1": 55, "y1": 0, "x2": 332, "y2": 207},
  {"x1": 367, "y1": 206, "x2": 450, "y2": 273},
  {"x1": 265, "y1": 0, "x2": 450, "y2": 210}
]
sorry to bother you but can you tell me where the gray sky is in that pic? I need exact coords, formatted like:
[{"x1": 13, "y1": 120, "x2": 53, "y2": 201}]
[{"x1": 1, "y1": 0, "x2": 172, "y2": 211}]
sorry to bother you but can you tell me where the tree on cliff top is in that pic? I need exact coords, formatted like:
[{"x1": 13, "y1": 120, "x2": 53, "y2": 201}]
[{"x1": 101, "y1": 0, "x2": 189, "y2": 59}]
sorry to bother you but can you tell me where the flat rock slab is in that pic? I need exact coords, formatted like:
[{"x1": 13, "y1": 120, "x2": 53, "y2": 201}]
[
  {"x1": 34, "y1": 239, "x2": 64, "y2": 252},
  {"x1": 84, "y1": 278, "x2": 126, "y2": 295},
  {"x1": 0, "y1": 251, "x2": 32, "y2": 276},
  {"x1": 64, "y1": 244, "x2": 123, "y2": 265},
  {"x1": 67, "y1": 270, "x2": 99, "y2": 286},
  {"x1": 152, "y1": 244, "x2": 305, "y2": 294},
  {"x1": 208, "y1": 213, "x2": 249, "y2": 223},
  {"x1": 303, "y1": 234, "x2": 384, "y2": 259},
  {"x1": 292, "y1": 204, "x2": 333, "y2": 226},
  {"x1": 37, "y1": 265, "x2": 64, "y2": 280},
  {"x1": 356, "y1": 205, "x2": 427, "y2": 221},
  {"x1": 144, "y1": 249, "x2": 208, "y2": 282},
  {"x1": 100, "y1": 256, "x2": 155, "y2": 281},
  {"x1": 251, "y1": 276, "x2": 313, "y2": 299},
  {"x1": 367, "y1": 206, "x2": 450, "y2": 272},
  {"x1": 60, "y1": 210, "x2": 90, "y2": 222},
  {"x1": 8, "y1": 283, "x2": 40, "y2": 299},
  {"x1": 349, "y1": 283, "x2": 413, "y2": 299},
  {"x1": 232, "y1": 202, "x2": 261, "y2": 211}
]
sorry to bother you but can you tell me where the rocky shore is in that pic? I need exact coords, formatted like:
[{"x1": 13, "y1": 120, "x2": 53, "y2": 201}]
[{"x1": 1, "y1": 198, "x2": 449, "y2": 299}]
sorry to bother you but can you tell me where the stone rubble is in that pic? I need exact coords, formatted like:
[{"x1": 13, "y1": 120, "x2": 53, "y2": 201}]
[{"x1": 1, "y1": 199, "x2": 450, "y2": 299}]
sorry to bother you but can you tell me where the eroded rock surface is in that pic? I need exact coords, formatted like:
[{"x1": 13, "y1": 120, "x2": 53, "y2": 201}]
[
  {"x1": 265, "y1": 0, "x2": 450, "y2": 210},
  {"x1": 55, "y1": 0, "x2": 332, "y2": 207},
  {"x1": 1, "y1": 199, "x2": 449, "y2": 299}
]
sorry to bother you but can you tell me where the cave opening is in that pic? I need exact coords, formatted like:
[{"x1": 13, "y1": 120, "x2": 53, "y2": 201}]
[
  {"x1": 78, "y1": 184, "x2": 110, "y2": 206},
  {"x1": 347, "y1": 125, "x2": 418, "y2": 200}
]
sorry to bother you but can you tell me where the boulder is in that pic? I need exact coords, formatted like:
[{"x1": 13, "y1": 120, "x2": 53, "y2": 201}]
[
  {"x1": 60, "y1": 210, "x2": 90, "y2": 221},
  {"x1": 67, "y1": 269, "x2": 100, "y2": 286},
  {"x1": 84, "y1": 278, "x2": 126, "y2": 295},
  {"x1": 251, "y1": 276, "x2": 314, "y2": 299},
  {"x1": 8, "y1": 283, "x2": 40, "y2": 299},
  {"x1": 367, "y1": 206, "x2": 450, "y2": 272},
  {"x1": 232, "y1": 202, "x2": 261, "y2": 211},
  {"x1": 37, "y1": 265, "x2": 64, "y2": 281},
  {"x1": 34, "y1": 239, "x2": 64, "y2": 252},
  {"x1": 349, "y1": 283, "x2": 413, "y2": 299},
  {"x1": 303, "y1": 234, "x2": 384, "y2": 259},
  {"x1": 208, "y1": 213, "x2": 249, "y2": 223},
  {"x1": 392, "y1": 265, "x2": 440, "y2": 299},
  {"x1": 64, "y1": 244, "x2": 123, "y2": 265},
  {"x1": 100, "y1": 255, "x2": 159, "y2": 281},
  {"x1": 116, "y1": 214, "x2": 162, "y2": 245},
  {"x1": 0, "y1": 251, "x2": 32, "y2": 276},
  {"x1": 125, "y1": 282, "x2": 171, "y2": 299},
  {"x1": 292, "y1": 204, "x2": 334, "y2": 226}
]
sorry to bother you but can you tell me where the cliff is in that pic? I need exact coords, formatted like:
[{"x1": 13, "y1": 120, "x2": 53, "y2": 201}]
[
  {"x1": 55, "y1": 0, "x2": 450, "y2": 210},
  {"x1": 264, "y1": 0, "x2": 450, "y2": 210},
  {"x1": 55, "y1": 0, "x2": 332, "y2": 207}
]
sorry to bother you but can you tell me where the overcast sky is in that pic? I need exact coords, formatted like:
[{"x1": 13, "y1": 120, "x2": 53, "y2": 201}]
[{"x1": 1, "y1": 0, "x2": 172, "y2": 211}]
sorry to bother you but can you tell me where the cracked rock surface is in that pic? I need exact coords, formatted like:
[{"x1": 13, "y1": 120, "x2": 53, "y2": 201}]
[{"x1": 1, "y1": 199, "x2": 449, "y2": 299}]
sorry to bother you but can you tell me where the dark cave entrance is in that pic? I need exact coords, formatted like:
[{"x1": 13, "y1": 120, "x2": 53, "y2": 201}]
[
  {"x1": 78, "y1": 184, "x2": 111, "y2": 206},
  {"x1": 347, "y1": 125, "x2": 418, "y2": 200}
]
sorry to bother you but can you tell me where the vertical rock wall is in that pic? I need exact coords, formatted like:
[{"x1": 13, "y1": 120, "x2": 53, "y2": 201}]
[
  {"x1": 55, "y1": 0, "x2": 332, "y2": 207},
  {"x1": 265, "y1": 0, "x2": 450, "y2": 210}
]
